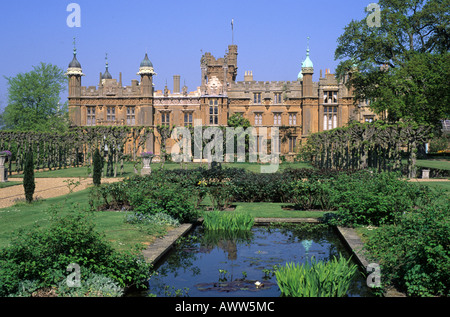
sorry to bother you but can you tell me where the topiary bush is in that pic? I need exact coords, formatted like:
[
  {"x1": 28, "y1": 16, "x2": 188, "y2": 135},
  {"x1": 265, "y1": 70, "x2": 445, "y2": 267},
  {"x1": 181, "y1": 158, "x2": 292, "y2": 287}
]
[
  {"x1": 92, "y1": 148, "x2": 102, "y2": 186},
  {"x1": 23, "y1": 149, "x2": 35, "y2": 203}
]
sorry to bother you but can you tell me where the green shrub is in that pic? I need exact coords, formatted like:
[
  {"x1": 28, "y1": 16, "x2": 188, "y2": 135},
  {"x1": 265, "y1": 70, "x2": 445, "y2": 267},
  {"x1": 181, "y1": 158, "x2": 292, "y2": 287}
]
[
  {"x1": 93, "y1": 148, "x2": 102, "y2": 186},
  {"x1": 364, "y1": 195, "x2": 450, "y2": 296},
  {"x1": 275, "y1": 256, "x2": 358, "y2": 297},
  {"x1": 23, "y1": 150, "x2": 35, "y2": 203},
  {"x1": 327, "y1": 171, "x2": 429, "y2": 226},
  {"x1": 0, "y1": 209, "x2": 151, "y2": 296}
]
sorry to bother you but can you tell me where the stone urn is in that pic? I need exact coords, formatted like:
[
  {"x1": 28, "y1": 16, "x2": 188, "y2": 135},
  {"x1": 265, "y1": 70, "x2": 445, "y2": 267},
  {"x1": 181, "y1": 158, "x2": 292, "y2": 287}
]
[{"x1": 140, "y1": 152, "x2": 154, "y2": 175}]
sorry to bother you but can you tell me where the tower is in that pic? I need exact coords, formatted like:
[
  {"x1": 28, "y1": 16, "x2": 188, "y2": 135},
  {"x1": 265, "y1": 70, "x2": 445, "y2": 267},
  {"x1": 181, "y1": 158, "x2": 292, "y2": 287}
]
[
  {"x1": 301, "y1": 37, "x2": 314, "y2": 97},
  {"x1": 137, "y1": 52, "x2": 156, "y2": 96},
  {"x1": 301, "y1": 37, "x2": 315, "y2": 136},
  {"x1": 66, "y1": 38, "x2": 84, "y2": 98},
  {"x1": 65, "y1": 38, "x2": 84, "y2": 126}
]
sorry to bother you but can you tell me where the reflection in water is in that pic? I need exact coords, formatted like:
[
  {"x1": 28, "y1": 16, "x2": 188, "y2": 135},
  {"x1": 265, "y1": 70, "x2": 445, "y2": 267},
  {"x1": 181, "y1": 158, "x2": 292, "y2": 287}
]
[{"x1": 145, "y1": 224, "x2": 372, "y2": 297}]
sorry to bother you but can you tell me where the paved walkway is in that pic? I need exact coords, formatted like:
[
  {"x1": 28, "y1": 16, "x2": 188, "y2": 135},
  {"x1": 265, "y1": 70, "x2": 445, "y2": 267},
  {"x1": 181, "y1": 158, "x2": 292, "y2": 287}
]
[{"x1": 0, "y1": 177, "x2": 122, "y2": 209}]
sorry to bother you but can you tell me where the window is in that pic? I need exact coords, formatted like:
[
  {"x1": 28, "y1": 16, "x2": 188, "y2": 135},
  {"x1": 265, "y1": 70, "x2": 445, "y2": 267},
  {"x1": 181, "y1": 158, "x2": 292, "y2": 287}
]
[
  {"x1": 126, "y1": 106, "x2": 135, "y2": 125},
  {"x1": 274, "y1": 93, "x2": 282, "y2": 104},
  {"x1": 323, "y1": 106, "x2": 338, "y2": 130},
  {"x1": 106, "y1": 106, "x2": 116, "y2": 122},
  {"x1": 364, "y1": 116, "x2": 374, "y2": 123},
  {"x1": 289, "y1": 113, "x2": 297, "y2": 126},
  {"x1": 161, "y1": 112, "x2": 170, "y2": 126},
  {"x1": 184, "y1": 112, "x2": 193, "y2": 127},
  {"x1": 253, "y1": 93, "x2": 261, "y2": 104},
  {"x1": 87, "y1": 107, "x2": 96, "y2": 126},
  {"x1": 273, "y1": 113, "x2": 282, "y2": 126},
  {"x1": 209, "y1": 99, "x2": 219, "y2": 125},
  {"x1": 289, "y1": 136, "x2": 297, "y2": 153},
  {"x1": 254, "y1": 113, "x2": 262, "y2": 125},
  {"x1": 324, "y1": 91, "x2": 338, "y2": 104}
]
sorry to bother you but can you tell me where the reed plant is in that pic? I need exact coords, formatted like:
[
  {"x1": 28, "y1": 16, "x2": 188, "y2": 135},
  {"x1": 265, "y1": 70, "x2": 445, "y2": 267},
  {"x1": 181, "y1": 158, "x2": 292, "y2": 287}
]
[
  {"x1": 202, "y1": 211, "x2": 254, "y2": 231},
  {"x1": 275, "y1": 255, "x2": 357, "y2": 297}
]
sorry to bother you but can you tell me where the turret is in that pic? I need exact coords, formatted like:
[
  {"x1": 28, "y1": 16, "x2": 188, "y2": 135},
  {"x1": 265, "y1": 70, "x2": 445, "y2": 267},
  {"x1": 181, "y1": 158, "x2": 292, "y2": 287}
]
[{"x1": 137, "y1": 52, "x2": 156, "y2": 96}]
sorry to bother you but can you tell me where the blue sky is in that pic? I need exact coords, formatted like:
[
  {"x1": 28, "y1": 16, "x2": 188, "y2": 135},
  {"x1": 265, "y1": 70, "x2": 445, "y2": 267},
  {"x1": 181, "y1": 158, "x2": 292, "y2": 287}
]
[{"x1": 0, "y1": 0, "x2": 370, "y2": 111}]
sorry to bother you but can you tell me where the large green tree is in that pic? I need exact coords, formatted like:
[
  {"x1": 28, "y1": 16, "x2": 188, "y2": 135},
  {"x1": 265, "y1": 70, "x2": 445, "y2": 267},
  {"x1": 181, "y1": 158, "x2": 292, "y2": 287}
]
[
  {"x1": 335, "y1": 0, "x2": 450, "y2": 131},
  {"x1": 1, "y1": 63, "x2": 68, "y2": 132}
]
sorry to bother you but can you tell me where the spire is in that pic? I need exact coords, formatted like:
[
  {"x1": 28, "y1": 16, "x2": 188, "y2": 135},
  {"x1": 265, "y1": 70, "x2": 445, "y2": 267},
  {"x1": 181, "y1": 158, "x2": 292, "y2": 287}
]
[
  {"x1": 302, "y1": 36, "x2": 314, "y2": 69},
  {"x1": 68, "y1": 36, "x2": 82, "y2": 69},
  {"x1": 102, "y1": 53, "x2": 112, "y2": 79}
]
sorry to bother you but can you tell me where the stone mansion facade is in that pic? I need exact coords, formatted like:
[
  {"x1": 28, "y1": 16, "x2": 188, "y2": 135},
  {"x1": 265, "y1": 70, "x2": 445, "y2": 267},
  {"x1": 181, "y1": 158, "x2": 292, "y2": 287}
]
[{"x1": 66, "y1": 42, "x2": 376, "y2": 160}]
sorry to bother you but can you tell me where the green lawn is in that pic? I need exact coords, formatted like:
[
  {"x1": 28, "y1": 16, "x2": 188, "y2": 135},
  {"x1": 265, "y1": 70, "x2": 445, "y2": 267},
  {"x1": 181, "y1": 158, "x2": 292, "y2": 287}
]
[
  {"x1": 0, "y1": 181, "x2": 22, "y2": 188},
  {"x1": 0, "y1": 188, "x2": 163, "y2": 251},
  {"x1": 416, "y1": 159, "x2": 450, "y2": 171},
  {"x1": 234, "y1": 202, "x2": 327, "y2": 219},
  {"x1": 9, "y1": 161, "x2": 314, "y2": 178},
  {"x1": 413, "y1": 181, "x2": 450, "y2": 195}
]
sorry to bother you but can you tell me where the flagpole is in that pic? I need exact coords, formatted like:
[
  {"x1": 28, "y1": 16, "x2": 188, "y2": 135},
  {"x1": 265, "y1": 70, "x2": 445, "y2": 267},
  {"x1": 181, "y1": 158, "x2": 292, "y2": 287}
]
[{"x1": 231, "y1": 19, "x2": 234, "y2": 45}]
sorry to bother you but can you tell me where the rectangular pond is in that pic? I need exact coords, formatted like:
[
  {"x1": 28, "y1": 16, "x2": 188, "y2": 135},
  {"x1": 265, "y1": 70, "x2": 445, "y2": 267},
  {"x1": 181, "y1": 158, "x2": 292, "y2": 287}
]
[{"x1": 142, "y1": 223, "x2": 373, "y2": 297}]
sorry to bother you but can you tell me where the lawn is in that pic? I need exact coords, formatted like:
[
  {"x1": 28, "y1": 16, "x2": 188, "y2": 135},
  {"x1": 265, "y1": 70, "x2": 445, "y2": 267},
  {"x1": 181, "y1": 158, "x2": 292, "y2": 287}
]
[
  {"x1": 234, "y1": 202, "x2": 326, "y2": 219},
  {"x1": 8, "y1": 161, "x2": 314, "y2": 178},
  {"x1": 0, "y1": 181, "x2": 22, "y2": 188},
  {"x1": 416, "y1": 159, "x2": 450, "y2": 171},
  {"x1": 0, "y1": 188, "x2": 163, "y2": 252}
]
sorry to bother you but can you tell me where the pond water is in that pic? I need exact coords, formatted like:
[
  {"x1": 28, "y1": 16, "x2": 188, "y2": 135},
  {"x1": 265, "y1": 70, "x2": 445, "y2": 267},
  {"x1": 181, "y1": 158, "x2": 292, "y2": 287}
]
[{"x1": 142, "y1": 224, "x2": 373, "y2": 297}]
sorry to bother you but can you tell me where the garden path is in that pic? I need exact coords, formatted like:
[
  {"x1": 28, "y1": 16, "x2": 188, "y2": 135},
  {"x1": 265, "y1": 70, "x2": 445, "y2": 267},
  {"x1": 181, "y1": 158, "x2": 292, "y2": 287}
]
[{"x1": 0, "y1": 177, "x2": 122, "y2": 209}]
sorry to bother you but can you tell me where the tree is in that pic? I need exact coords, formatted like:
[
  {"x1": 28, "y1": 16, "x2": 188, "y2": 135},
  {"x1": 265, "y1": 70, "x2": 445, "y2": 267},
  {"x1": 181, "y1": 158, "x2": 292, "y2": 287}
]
[
  {"x1": 1, "y1": 63, "x2": 68, "y2": 132},
  {"x1": 335, "y1": 0, "x2": 450, "y2": 131},
  {"x1": 93, "y1": 148, "x2": 102, "y2": 186},
  {"x1": 23, "y1": 150, "x2": 35, "y2": 203}
]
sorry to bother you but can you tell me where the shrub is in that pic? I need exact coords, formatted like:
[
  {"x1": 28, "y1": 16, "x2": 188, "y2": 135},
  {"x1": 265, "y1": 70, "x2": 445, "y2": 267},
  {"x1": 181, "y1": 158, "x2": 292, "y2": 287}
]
[
  {"x1": 0, "y1": 209, "x2": 151, "y2": 296},
  {"x1": 275, "y1": 256, "x2": 358, "y2": 297},
  {"x1": 326, "y1": 171, "x2": 429, "y2": 226},
  {"x1": 93, "y1": 148, "x2": 102, "y2": 186},
  {"x1": 23, "y1": 150, "x2": 35, "y2": 203},
  {"x1": 364, "y1": 195, "x2": 450, "y2": 297}
]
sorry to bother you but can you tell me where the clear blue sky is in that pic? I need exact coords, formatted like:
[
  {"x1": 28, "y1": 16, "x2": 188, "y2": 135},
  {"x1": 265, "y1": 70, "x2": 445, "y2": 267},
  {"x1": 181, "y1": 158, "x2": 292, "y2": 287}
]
[{"x1": 0, "y1": 0, "x2": 370, "y2": 111}]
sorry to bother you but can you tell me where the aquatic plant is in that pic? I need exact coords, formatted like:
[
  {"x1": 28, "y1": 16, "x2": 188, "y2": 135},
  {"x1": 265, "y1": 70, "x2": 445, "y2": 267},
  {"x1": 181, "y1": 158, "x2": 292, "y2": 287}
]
[
  {"x1": 275, "y1": 255, "x2": 357, "y2": 297},
  {"x1": 202, "y1": 211, "x2": 254, "y2": 231}
]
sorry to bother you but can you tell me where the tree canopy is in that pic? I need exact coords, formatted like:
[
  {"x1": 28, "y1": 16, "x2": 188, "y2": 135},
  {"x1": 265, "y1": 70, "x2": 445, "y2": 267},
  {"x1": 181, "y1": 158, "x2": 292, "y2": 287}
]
[
  {"x1": 1, "y1": 62, "x2": 68, "y2": 132},
  {"x1": 335, "y1": 0, "x2": 450, "y2": 131}
]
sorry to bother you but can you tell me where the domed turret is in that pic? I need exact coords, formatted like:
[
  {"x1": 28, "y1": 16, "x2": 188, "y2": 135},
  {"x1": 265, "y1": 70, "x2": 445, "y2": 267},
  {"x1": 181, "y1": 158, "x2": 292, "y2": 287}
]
[
  {"x1": 137, "y1": 52, "x2": 156, "y2": 76},
  {"x1": 66, "y1": 37, "x2": 84, "y2": 76},
  {"x1": 102, "y1": 53, "x2": 112, "y2": 80},
  {"x1": 140, "y1": 53, "x2": 153, "y2": 68}
]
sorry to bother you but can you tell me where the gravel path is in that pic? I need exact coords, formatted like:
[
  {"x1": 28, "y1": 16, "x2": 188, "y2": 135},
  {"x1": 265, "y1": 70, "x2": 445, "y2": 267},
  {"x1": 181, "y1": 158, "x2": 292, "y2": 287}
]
[{"x1": 0, "y1": 178, "x2": 123, "y2": 209}]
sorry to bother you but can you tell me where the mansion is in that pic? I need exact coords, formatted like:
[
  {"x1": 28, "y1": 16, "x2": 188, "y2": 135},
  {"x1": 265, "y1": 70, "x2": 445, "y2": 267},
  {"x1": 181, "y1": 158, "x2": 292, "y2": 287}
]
[{"x1": 66, "y1": 42, "x2": 376, "y2": 159}]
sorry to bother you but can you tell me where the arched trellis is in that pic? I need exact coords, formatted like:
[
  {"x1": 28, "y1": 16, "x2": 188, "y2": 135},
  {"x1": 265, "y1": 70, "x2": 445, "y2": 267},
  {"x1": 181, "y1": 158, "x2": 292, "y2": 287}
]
[
  {"x1": 298, "y1": 121, "x2": 434, "y2": 178},
  {"x1": 0, "y1": 126, "x2": 153, "y2": 177}
]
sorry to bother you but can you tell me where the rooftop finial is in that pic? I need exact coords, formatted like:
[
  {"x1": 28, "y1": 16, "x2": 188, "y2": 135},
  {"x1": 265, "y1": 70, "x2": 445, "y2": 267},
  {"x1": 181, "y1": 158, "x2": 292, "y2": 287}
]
[
  {"x1": 306, "y1": 36, "x2": 310, "y2": 55},
  {"x1": 105, "y1": 53, "x2": 109, "y2": 69},
  {"x1": 73, "y1": 37, "x2": 77, "y2": 55}
]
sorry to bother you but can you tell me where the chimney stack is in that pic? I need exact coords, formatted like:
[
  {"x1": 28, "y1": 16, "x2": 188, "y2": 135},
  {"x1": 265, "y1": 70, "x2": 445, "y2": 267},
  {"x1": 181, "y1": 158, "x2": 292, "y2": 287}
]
[{"x1": 173, "y1": 75, "x2": 181, "y2": 94}]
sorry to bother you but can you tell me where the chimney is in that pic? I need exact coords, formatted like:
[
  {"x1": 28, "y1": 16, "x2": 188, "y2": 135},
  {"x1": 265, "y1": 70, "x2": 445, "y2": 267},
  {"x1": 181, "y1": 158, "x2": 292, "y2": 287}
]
[
  {"x1": 173, "y1": 75, "x2": 180, "y2": 93},
  {"x1": 244, "y1": 71, "x2": 253, "y2": 82}
]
